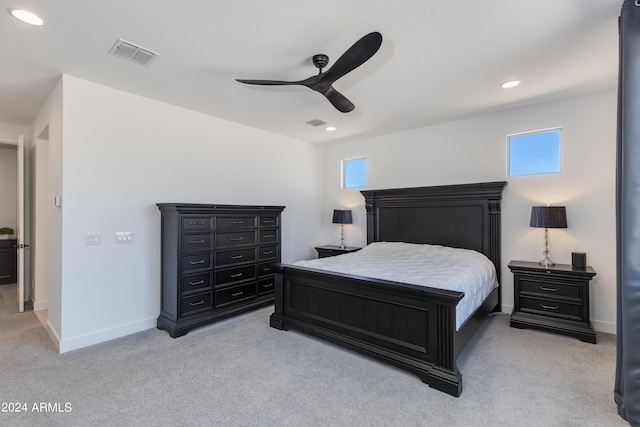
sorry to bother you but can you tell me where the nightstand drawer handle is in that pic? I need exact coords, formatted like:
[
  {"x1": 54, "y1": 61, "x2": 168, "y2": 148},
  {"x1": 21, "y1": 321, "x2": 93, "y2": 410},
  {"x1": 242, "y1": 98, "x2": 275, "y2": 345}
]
[
  {"x1": 231, "y1": 221, "x2": 244, "y2": 224},
  {"x1": 190, "y1": 222, "x2": 205, "y2": 225},
  {"x1": 540, "y1": 304, "x2": 558, "y2": 310},
  {"x1": 190, "y1": 280, "x2": 205, "y2": 286},
  {"x1": 190, "y1": 300, "x2": 205, "y2": 306},
  {"x1": 189, "y1": 239, "x2": 205, "y2": 244},
  {"x1": 540, "y1": 286, "x2": 558, "y2": 292},
  {"x1": 0, "y1": 275, "x2": 10, "y2": 279}
]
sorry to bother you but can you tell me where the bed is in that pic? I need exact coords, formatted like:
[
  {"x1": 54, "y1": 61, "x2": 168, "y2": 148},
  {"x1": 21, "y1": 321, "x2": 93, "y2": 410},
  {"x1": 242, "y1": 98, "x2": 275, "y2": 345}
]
[{"x1": 269, "y1": 181, "x2": 507, "y2": 397}]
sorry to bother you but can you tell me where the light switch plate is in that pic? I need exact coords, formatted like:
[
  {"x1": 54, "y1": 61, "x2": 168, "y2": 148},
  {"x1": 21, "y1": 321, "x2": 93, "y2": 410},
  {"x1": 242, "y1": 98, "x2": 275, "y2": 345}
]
[
  {"x1": 85, "y1": 233, "x2": 101, "y2": 245},
  {"x1": 115, "y1": 231, "x2": 134, "y2": 243}
]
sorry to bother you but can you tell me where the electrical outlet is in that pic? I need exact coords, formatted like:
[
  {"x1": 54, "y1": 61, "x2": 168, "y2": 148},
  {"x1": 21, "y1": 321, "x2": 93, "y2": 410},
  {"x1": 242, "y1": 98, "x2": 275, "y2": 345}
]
[
  {"x1": 85, "y1": 233, "x2": 101, "y2": 245},
  {"x1": 115, "y1": 231, "x2": 134, "y2": 243}
]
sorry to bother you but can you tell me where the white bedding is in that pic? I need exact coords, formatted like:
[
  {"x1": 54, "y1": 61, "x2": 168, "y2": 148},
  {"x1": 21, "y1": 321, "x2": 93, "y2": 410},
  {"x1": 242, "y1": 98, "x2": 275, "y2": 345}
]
[{"x1": 294, "y1": 241, "x2": 498, "y2": 330}]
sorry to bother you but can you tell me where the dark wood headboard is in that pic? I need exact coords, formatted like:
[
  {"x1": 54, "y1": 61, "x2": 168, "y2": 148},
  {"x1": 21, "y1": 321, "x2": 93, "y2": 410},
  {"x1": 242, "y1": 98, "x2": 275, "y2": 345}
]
[{"x1": 361, "y1": 181, "x2": 508, "y2": 283}]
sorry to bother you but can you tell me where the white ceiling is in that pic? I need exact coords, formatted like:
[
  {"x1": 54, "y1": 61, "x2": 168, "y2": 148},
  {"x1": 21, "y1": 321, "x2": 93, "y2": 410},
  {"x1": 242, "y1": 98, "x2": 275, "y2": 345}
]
[{"x1": 0, "y1": 1, "x2": 622, "y2": 145}]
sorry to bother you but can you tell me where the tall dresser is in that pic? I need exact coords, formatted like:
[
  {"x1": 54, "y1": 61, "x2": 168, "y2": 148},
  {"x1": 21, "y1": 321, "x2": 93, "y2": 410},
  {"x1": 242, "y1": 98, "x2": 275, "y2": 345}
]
[{"x1": 156, "y1": 203, "x2": 285, "y2": 337}]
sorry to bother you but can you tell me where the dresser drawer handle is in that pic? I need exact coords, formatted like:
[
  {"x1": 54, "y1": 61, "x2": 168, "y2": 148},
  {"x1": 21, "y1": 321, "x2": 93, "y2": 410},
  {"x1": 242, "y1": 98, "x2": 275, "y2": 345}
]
[
  {"x1": 190, "y1": 222, "x2": 205, "y2": 226},
  {"x1": 262, "y1": 283, "x2": 274, "y2": 288},
  {"x1": 190, "y1": 260, "x2": 205, "y2": 265},
  {"x1": 190, "y1": 280, "x2": 205, "y2": 286},
  {"x1": 189, "y1": 239, "x2": 205, "y2": 244},
  {"x1": 0, "y1": 275, "x2": 10, "y2": 279},
  {"x1": 262, "y1": 220, "x2": 274, "y2": 223},
  {"x1": 231, "y1": 291, "x2": 244, "y2": 297},
  {"x1": 263, "y1": 267, "x2": 272, "y2": 272},
  {"x1": 230, "y1": 237, "x2": 244, "y2": 241},
  {"x1": 263, "y1": 250, "x2": 274, "y2": 255},
  {"x1": 540, "y1": 304, "x2": 558, "y2": 310},
  {"x1": 231, "y1": 221, "x2": 244, "y2": 224},
  {"x1": 540, "y1": 286, "x2": 558, "y2": 292},
  {"x1": 230, "y1": 273, "x2": 243, "y2": 278},
  {"x1": 231, "y1": 255, "x2": 243, "y2": 260},
  {"x1": 190, "y1": 300, "x2": 205, "y2": 306}
]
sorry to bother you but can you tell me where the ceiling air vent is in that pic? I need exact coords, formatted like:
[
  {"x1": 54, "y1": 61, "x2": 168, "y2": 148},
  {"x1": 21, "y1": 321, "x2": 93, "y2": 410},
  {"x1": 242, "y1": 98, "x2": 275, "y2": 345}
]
[
  {"x1": 306, "y1": 119, "x2": 327, "y2": 127},
  {"x1": 109, "y1": 39, "x2": 159, "y2": 66}
]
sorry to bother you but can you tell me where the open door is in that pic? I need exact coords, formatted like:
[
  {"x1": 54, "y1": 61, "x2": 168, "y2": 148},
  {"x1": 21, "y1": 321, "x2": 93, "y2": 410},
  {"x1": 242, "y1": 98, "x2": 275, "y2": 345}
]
[{"x1": 16, "y1": 135, "x2": 26, "y2": 312}]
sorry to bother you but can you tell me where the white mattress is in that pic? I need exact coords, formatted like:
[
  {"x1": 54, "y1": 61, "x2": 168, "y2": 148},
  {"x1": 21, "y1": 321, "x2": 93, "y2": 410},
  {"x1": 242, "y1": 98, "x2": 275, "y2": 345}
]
[{"x1": 294, "y1": 241, "x2": 498, "y2": 330}]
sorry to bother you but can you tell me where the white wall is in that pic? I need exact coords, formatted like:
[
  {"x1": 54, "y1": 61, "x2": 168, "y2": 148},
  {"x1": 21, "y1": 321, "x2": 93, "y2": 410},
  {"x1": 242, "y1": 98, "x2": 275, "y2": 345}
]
[
  {"x1": 53, "y1": 75, "x2": 323, "y2": 352},
  {"x1": 0, "y1": 121, "x2": 29, "y2": 234},
  {"x1": 321, "y1": 89, "x2": 617, "y2": 334}
]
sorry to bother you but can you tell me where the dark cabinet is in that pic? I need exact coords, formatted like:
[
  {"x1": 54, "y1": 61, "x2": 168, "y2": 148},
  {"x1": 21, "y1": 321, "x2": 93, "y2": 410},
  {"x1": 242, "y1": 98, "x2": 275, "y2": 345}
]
[
  {"x1": 509, "y1": 260, "x2": 597, "y2": 343},
  {"x1": 156, "y1": 204, "x2": 285, "y2": 337},
  {"x1": 314, "y1": 245, "x2": 361, "y2": 258},
  {"x1": 0, "y1": 239, "x2": 17, "y2": 285}
]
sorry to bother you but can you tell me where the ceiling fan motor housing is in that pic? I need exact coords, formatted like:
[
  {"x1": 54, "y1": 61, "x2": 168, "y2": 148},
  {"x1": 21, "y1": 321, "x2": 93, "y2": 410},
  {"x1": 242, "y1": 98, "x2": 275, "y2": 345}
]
[{"x1": 312, "y1": 54, "x2": 329, "y2": 70}]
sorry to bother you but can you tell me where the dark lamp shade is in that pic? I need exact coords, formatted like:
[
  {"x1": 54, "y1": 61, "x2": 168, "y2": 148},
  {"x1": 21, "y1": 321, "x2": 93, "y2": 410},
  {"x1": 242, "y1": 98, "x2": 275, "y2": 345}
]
[
  {"x1": 332, "y1": 209, "x2": 352, "y2": 224},
  {"x1": 530, "y1": 206, "x2": 567, "y2": 228}
]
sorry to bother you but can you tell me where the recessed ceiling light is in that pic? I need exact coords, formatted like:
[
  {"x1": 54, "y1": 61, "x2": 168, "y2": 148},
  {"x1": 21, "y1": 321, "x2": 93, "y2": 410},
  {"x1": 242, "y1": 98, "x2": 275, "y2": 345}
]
[
  {"x1": 326, "y1": 126, "x2": 337, "y2": 132},
  {"x1": 8, "y1": 8, "x2": 44, "y2": 26},
  {"x1": 501, "y1": 80, "x2": 521, "y2": 89}
]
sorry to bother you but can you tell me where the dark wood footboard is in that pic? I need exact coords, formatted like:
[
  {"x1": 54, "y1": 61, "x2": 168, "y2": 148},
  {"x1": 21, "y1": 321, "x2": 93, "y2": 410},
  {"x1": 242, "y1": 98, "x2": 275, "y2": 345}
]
[{"x1": 270, "y1": 264, "x2": 472, "y2": 396}]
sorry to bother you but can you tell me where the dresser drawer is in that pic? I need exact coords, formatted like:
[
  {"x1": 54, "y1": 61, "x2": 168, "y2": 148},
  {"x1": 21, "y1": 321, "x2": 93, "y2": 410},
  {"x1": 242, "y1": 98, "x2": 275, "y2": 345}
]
[
  {"x1": 181, "y1": 233, "x2": 212, "y2": 253},
  {"x1": 215, "y1": 265, "x2": 256, "y2": 286},
  {"x1": 258, "y1": 262, "x2": 275, "y2": 277},
  {"x1": 259, "y1": 216, "x2": 278, "y2": 227},
  {"x1": 259, "y1": 229, "x2": 278, "y2": 244},
  {"x1": 519, "y1": 296, "x2": 582, "y2": 321},
  {"x1": 216, "y1": 231, "x2": 255, "y2": 248},
  {"x1": 258, "y1": 245, "x2": 278, "y2": 260},
  {"x1": 519, "y1": 278, "x2": 581, "y2": 299},
  {"x1": 180, "y1": 272, "x2": 212, "y2": 295},
  {"x1": 216, "y1": 216, "x2": 256, "y2": 229},
  {"x1": 215, "y1": 282, "x2": 257, "y2": 307},
  {"x1": 258, "y1": 278, "x2": 275, "y2": 295},
  {"x1": 215, "y1": 248, "x2": 256, "y2": 267},
  {"x1": 181, "y1": 216, "x2": 213, "y2": 231},
  {"x1": 182, "y1": 253, "x2": 212, "y2": 272},
  {"x1": 181, "y1": 292, "x2": 213, "y2": 316}
]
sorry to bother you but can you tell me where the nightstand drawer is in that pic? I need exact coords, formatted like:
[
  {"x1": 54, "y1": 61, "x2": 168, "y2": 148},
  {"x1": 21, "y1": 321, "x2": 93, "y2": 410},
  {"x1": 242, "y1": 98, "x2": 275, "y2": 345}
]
[
  {"x1": 519, "y1": 279, "x2": 581, "y2": 299},
  {"x1": 519, "y1": 296, "x2": 582, "y2": 321}
]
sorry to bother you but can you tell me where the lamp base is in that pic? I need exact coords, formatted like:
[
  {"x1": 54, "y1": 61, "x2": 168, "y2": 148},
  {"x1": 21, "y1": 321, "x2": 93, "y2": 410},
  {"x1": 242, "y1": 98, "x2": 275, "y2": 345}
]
[{"x1": 539, "y1": 257, "x2": 555, "y2": 268}]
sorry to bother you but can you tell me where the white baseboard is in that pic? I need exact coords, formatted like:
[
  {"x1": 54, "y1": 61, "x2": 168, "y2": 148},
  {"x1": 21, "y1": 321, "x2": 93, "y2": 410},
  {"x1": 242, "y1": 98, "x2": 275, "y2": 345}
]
[
  {"x1": 32, "y1": 299, "x2": 48, "y2": 311},
  {"x1": 57, "y1": 316, "x2": 157, "y2": 354}
]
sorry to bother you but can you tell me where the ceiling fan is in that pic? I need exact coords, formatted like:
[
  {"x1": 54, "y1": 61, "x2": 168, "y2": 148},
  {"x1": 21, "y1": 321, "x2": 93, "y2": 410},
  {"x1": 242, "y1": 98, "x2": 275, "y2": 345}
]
[{"x1": 236, "y1": 31, "x2": 383, "y2": 113}]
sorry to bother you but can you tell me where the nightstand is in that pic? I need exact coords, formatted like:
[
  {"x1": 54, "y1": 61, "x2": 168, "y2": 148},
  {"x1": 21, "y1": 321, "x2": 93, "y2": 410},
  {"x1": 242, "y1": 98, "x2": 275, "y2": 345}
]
[
  {"x1": 315, "y1": 245, "x2": 361, "y2": 258},
  {"x1": 508, "y1": 260, "x2": 597, "y2": 344}
]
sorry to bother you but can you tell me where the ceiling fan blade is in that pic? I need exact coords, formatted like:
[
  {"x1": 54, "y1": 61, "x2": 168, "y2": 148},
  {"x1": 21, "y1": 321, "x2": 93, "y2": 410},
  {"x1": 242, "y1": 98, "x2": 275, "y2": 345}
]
[
  {"x1": 235, "y1": 79, "x2": 301, "y2": 86},
  {"x1": 321, "y1": 32, "x2": 383, "y2": 83},
  {"x1": 324, "y1": 87, "x2": 355, "y2": 113}
]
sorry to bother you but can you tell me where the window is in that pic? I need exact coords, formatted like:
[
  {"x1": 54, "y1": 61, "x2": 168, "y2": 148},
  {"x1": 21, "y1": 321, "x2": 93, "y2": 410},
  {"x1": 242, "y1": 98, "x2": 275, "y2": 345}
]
[
  {"x1": 508, "y1": 128, "x2": 561, "y2": 176},
  {"x1": 343, "y1": 157, "x2": 367, "y2": 189}
]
